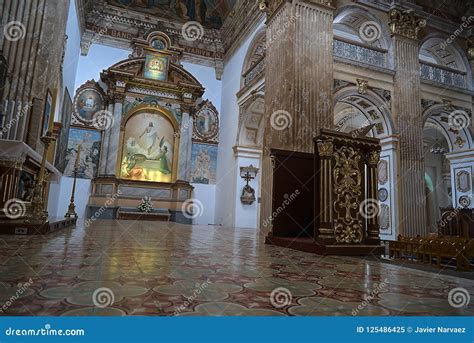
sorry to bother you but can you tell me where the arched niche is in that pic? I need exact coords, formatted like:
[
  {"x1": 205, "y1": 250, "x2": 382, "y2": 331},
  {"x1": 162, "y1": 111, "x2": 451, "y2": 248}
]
[
  {"x1": 119, "y1": 104, "x2": 180, "y2": 183},
  {"x1": 236, "y1": 95, "x2": 265, "y2": 148}
]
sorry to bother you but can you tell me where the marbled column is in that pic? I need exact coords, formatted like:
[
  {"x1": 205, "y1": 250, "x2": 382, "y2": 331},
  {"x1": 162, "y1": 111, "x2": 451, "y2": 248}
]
[
  {"x1": 259, "y1": 0, "x2": 334, "y2": 232},
  {"x1": 105, "y1": 95, "x2": 124, "y2": 176},
  {"x1": 178, "y1": 111, "x2": 192, "y2": 181},
  {"x1": 389, "y1": 8, "x2": 427, "y2": 237},
  {"x1": 99, "y1": 101, "x2": 114, "y2": 176}
]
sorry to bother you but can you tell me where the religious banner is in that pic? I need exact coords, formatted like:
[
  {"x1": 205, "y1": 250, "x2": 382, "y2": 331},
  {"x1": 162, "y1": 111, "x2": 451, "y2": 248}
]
[
  {"x1": 190, "y1": 143, "x2": 218, "y2": 184},
  {"x1": 73, "y1": 80, "x2": 106, "y2": 127},
  {"x1": 192, "y1": 100, "x2": 219, "y2": 143},
  {"x1": 64, "y1": 127, "x2": 102, "y2": 179}
]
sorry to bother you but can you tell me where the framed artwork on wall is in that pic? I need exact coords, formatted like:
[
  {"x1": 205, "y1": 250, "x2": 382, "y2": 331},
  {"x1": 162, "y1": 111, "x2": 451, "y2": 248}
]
[{"x1": 41, "y1": 89, "x2": 53, "y2": 137}]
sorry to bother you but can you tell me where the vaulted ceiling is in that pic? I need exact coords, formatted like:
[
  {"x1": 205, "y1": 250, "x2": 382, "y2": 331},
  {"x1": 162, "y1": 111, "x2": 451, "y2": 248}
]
[{"x1": 106, "y1": 0, "x2": 237, "y2": 29}]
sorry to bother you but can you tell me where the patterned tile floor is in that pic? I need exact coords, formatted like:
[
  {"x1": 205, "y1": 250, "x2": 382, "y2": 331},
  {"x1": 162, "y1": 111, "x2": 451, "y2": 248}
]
[{"x1": 0, "y1": 220, "x2": 473, "y2": 316}]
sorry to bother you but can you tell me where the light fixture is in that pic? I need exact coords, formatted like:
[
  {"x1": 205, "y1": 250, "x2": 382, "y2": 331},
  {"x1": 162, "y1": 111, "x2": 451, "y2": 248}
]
[{"x1": 240, "y1": 165, "x2": 259, "y2": 205}]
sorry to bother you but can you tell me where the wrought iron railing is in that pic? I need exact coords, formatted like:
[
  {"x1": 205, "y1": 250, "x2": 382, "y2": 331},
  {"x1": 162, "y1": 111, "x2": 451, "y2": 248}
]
[
  {"x1": 420, "y1": 62, "x2": 467, "y2": 89},
  {"x1": 333, "y1": 38, "x2": 387, "y2": 68}
]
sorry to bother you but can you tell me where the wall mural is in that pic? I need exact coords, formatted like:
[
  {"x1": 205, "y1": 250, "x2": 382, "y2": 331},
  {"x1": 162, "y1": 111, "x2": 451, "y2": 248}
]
[
  {"x1": 108, "y1": 0, "x2": 236, "y2": 29},
  {"x1": 120, "y1": 111, "x2": 175, "y2": 182},
  {"x1": 190, "y1": 143, "x2": 217, "y2": 184},
  {"x1": 193, "y1": 100, "x2": 219, "y2": 143},
  {"x1": 64, "y1": 128, "x2": 102, "y2": 179},
  {"x1": 123, "y1": 95, "x2": 182, "y2": 124}
]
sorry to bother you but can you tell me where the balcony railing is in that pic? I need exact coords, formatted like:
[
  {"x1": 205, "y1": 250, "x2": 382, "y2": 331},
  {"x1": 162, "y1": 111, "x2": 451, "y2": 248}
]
[
  {"x1": 420, "y1": 62, "x2": 467, "y2": 89},
  {"x1": 333, "y1": 38, "x2": 387, "y2": 68},
  {"x1": 243, "y1": 56, "x2": 265, "y2": 86}
]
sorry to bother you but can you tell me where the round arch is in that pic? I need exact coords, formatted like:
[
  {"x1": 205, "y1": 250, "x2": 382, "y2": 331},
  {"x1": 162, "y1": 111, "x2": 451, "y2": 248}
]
[
  {"x1": 422, "y1": 103, "x2": 473, "y2": 152},
  {"x1": 241, "y1": 28, "x2": 266, "y2": 88},
  {"x1": 334, "y1": 87, "x2": 394, "y2": 137}
]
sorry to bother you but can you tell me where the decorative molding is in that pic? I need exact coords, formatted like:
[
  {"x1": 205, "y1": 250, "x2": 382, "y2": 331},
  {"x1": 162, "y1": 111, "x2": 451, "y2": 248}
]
[{"x1": 388, "y1": 8, "x2": 426, "y2": 40}]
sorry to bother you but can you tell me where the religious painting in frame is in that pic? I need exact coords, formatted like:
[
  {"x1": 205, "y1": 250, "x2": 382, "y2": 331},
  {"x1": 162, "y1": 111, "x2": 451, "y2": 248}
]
[
  {"x1": 120, "y1": 111, "x2": 176, "y2": 183},
  {"x1": 55, "y1": 89, "x2": 73, "y2": 173},
  {"x1": 190, "y1": 143, "x2": 218, "y2": 184},
  {"x1": 143, "y1": 54, "x2": 169, "y2": 81},
  {"x1": 64, "y1": 127, "x2": 102, "y2": 179},
  {"x1": 192, "y1": 100, "x2": 219, "y2": 143},
  {"x1": 41, "y1": 89, "x2": 53, "y2": 137},
  {"x1": 73, "y1": 80, "x2": 105, "y2": 126}
]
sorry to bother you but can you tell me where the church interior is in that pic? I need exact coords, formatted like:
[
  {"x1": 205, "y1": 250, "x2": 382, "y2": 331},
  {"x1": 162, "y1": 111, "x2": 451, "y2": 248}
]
[{"x1": 0, "y1": 0, "x2": 473, "y2": 316}]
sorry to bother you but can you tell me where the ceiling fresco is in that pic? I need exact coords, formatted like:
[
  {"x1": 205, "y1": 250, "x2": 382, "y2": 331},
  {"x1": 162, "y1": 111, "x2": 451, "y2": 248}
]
[{"x1": 107, "y1": 0, "x2": 237, "y2": 28}]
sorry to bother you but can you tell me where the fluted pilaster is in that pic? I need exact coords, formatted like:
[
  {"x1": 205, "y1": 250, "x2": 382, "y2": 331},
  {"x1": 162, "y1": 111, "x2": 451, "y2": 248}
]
[
  {"x1": 391, "y1": 9, "x2": 427, "y2": 236},
  {"x1": 260, "y1": 0, "x2": 334, "y2": 233}
]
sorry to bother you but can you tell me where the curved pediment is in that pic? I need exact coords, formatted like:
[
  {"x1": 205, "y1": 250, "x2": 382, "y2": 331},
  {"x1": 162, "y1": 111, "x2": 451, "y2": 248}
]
[{"x1": 101, "y1": 57, "x2": 204, "y2": 98}]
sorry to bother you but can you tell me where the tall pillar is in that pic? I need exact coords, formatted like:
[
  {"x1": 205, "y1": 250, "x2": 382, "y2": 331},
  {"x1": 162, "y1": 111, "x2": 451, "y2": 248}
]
[
  {"x1": 389, "y1": 8, "x2": 427, "y2": 237},
  {"x1": 259, "y1": 0, "x2": 334, "y2": 232},
  {"x1": 105, "y1": 94, "x2": 124, "y2": 176},
  {"x1": 178, "y1": 111, "x2": 192, "y2": 181},
  {"x1": 98, "y1": 100, "x2": 114, "y2": 176}
]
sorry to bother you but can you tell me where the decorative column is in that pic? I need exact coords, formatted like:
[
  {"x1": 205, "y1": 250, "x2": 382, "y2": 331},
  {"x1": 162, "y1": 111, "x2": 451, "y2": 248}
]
[
  {"x1": 105, "y1": 94, "x2": 124, "y2": 176},
  {"x1": 98, "y1": 100, "x2": 114, "y2": 176},
  {"x1": 259, "y1": 0, "x2": 334, "y2": 232},
  {"x1": 366, "y1": 150, "x2": 380, "y2": 242},
  {"x1": 315, "y1": 139, "x2": 334, "y2": 242},
  {"x1": 389, "y1": 8, "x2": 427, "y2": 237},
  {"x1": 178, "y1": 111, "x2": 192, "y2": 181}
]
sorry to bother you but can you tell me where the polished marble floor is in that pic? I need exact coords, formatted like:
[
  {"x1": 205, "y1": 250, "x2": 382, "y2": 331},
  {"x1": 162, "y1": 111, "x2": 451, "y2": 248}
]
[{"x1": 0, "y1": 220, "x2": 473, "y2": 316}]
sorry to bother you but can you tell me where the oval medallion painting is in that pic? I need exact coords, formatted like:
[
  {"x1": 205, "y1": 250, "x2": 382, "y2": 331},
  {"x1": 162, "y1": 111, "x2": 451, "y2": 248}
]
[
  {"x1": 74, "y1": 88, "x2": 104, "y2": 123},
  {"x1": 193, "y1": 100, "x2": 219, "y2": 143}
]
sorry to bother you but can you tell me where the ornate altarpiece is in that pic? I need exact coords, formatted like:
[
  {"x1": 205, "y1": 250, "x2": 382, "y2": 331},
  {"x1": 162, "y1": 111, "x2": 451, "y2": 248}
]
[
  {"x1": 266, "y1": 129, "x2": 384, "y2": 255},
  {"x1": 87, "y1": 31, "x2": 205, "y2": 222}
]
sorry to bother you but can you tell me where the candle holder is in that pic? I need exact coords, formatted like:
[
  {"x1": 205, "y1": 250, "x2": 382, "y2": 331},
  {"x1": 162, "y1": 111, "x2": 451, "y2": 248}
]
[
  {"x1": 25, "y1": 132, "x2": 56, "y2": 224},
  {"x1": 65, "y1": 144, "x2": 81, "y2": 218}
]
